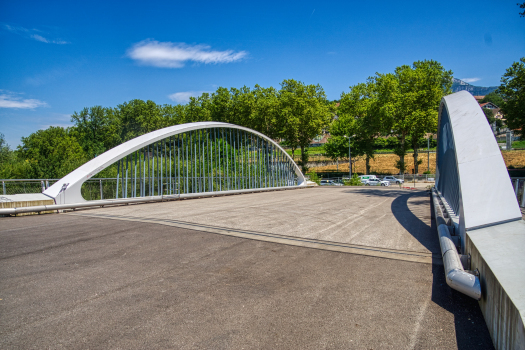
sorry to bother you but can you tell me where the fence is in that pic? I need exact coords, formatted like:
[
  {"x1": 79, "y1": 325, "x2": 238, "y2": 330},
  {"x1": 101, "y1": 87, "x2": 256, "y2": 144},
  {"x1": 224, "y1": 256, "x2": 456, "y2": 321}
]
[
  {"x1": 1, "y1": 179, "x2": 59, "y2": 196},
  {"x1": 4, "y1": 176, "x2": 524, "y2": 208},
  {"x1": 1, "y1": 178, "x2": 149, "y2": 201}
]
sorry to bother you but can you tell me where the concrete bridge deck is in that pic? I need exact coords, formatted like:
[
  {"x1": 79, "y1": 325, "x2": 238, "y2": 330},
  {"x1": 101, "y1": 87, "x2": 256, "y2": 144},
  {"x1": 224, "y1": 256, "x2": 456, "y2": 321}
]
[{"x1": 0, "y1": 187, "x2": 494, "y2": 349}]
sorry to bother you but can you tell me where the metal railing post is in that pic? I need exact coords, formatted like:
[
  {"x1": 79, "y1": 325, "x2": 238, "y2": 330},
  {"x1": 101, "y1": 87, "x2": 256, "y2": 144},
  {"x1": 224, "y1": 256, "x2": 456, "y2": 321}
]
[{"x1": 521, "y1": 180, "x2": 525, "y2": 208}]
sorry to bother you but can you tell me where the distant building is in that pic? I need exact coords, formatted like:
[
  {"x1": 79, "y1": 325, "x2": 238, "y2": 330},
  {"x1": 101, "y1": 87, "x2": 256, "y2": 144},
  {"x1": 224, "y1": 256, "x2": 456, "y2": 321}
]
[
  {"x1": 310, "y1": 131, "x2": 329, "y2": 147},
  {"x1": 474, "y1": 95, "x2": 485, "y2": 102},
  {"x1": 479, "y1": 102, "x2": 504, "y2": 119}
]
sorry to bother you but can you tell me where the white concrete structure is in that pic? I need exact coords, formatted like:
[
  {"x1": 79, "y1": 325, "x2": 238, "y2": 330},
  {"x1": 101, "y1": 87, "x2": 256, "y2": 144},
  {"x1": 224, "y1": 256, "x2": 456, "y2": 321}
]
[
  {"x1": 43, "y1": 122, "x2": 306, "y2": 205},
  {"x1": 436, "y1": 91, "x2": 522, "y2": 249},
  {"x1": 436, "y1": 91, "x2": 525, "y2": 349}
]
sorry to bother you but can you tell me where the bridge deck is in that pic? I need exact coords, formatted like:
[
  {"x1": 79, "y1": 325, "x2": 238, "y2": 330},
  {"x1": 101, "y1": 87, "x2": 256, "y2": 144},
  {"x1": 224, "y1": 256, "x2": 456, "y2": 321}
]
[
  {"x1": 0, "y1": 187, "x2": 494, "y2": 349},
  {"x1": 73, "y1": 187, "x2": 441, "y2": 263}
]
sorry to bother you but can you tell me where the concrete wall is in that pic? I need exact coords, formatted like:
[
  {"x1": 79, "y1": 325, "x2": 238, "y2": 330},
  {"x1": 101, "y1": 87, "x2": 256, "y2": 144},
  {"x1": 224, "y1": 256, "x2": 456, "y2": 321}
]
[
  {"x1": 466, "y1": 220, "x2": 525, "y2": 350},
  {"x1": 0, "y1": 194, "x2": 54, "y2": 216}
]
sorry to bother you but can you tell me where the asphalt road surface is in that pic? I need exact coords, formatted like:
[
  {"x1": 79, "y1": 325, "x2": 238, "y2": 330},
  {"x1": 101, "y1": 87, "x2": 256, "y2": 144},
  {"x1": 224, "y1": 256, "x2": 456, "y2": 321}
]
[{"x1": 0, "y1": 187, "x2": 494, "y2": 349}]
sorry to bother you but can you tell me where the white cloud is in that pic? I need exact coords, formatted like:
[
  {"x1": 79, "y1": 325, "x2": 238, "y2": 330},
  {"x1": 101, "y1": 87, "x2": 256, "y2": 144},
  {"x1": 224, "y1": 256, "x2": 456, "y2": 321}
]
[
  {"x1": 127, "y1": 40, "x2": 247, "y2": 68},
  {"x1": 3, "y1": 24, "x2": 69, "y2": 44},
  {"x1": 0, "y1": 93, "x2": 47, "y2": 109},
  {"x1": 461, "y1": 77, "x2": 481, "y2": 83},
  {"x1": 31, "y1": 34, "x2": 49, "y2": 43},
  {"x1": 168, "y1": 91, "x2": 210, "y2": 104}
]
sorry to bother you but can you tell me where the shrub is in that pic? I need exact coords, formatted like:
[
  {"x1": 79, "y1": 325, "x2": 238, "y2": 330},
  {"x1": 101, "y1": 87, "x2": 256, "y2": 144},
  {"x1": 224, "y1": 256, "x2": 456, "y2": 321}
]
[
  {"x1": 306, "y1": 171, "x2": 321, "y2": 185},
  {"x1": 344, "y1": 173, "x2": 362, "y2": 186}
]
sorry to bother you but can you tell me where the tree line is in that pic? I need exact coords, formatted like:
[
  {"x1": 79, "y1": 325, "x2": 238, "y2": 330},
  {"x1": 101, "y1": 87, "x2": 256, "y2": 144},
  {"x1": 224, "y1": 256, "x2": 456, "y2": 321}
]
[
  {"x1": 1, "y1": 79, "x2": 333, "y2": 179},
  {"x1": 1, "y1": 57, "x2": 523, "y2": 179}
]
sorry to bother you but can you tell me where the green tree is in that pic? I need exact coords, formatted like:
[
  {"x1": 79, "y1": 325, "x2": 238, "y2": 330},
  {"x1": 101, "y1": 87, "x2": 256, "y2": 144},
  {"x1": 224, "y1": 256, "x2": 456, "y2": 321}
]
[
  {"x1": 252, "y1": 85, "x2": 280, "y2": 139},
  {"x1": 0, "y1": 133, "x2": 13, "y2": 164},
  {"x1": 114, "y1": 99, "x2": 164, "y2": 142},
  {"x1": 324, "y1": 135, "x2": 348, "y2": 171},
  {"x1": 15, "y1": 127, "x2": 87, "y2": 178},
  {"x1": 479, "y1": 91, "x2": 504, "y2": 107},
  {"x1": 70, "y1": 106, "x2": 118, "y2": 159},
  {"x1": 278, "y1": 79, "x2": 333, "y2": 173},
  {"x1": 519, "y1": 2, "x2": 525, "y2": 17},
  {"x1": 483, "y1": 108, "x2": 495, "y2": 124},
  {"x1": 337, "y1": 81, "x2": 381, "y2": 174},
  {"x1": 162, "y1": 103, "x2": 187, "y2": 126},
  {"x1": 497, "y1": 57, "x2": 525, "y2": 137},
  {"x1": 185, "y1": 94, "x2": 212, "y2": 123},
  {"x1": 228, "y1": 86, "x2": 255, "y2": 127},
  {"x1": 0, "y1": 133, "x2": 36, "y2": 179},
  {"x1": 375, "y1": 60, "x2": 452, "y2": 173},
  {"x1": 209, "y1": 87, "x2": 231, "y2": 123}
]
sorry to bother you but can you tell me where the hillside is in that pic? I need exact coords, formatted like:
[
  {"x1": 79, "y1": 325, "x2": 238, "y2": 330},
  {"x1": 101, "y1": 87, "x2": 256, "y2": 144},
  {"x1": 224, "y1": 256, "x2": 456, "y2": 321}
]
[
  {"x1": 451, "y1": 78, "x2": 498, "y2": 96},
  {"x1": 311, "y1": 150, "x2": 525, "y2": 175}
]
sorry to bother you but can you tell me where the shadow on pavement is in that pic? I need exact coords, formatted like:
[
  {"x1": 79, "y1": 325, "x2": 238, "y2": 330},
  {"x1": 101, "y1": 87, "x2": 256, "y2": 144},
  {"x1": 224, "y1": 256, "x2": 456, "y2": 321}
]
[
  {"x1": 428, "y1": 195, "x2": 494, "y2": 349},
  {"x1": 345, "y1": 188, "x2": 494, "y2": 349}
]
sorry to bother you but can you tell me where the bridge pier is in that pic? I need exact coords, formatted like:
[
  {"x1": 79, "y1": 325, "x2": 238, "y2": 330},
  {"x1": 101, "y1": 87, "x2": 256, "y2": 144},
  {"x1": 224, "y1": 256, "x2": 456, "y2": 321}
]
[{"x1": 436, "y1": 91, "x2": 525, "y2": 349}]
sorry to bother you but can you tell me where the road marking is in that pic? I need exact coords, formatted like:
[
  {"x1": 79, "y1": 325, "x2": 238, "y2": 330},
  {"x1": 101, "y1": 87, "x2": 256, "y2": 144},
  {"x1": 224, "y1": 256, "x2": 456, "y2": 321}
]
[
  {"x1": 69, "y1": 212, "x2": 440, "y2": 265},
  {"x1": 408, "y1": 294, "x2": 431, "y2": 349}
]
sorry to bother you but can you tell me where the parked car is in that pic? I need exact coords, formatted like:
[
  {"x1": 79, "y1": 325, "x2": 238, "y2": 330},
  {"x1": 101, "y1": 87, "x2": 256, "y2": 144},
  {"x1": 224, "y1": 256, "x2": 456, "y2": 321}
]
[
  {"x1": 320, "y1": 179, "x2": 343, "y2": 186},
  {"x1": 359, "y1": 175, "x2": 379, "y2": 184},
  {"x1": 365, "y1": 178, "x2": 390, "y2": 186},
  {"x1": 382, "y1": 176, "x2": 404, "y2": 184}
]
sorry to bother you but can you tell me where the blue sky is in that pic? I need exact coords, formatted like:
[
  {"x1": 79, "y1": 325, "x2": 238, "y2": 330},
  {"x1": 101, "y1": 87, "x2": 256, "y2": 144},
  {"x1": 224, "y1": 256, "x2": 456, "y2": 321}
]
[{"x1": 1, "y1": 0, "x2": 524, "y2": 147}]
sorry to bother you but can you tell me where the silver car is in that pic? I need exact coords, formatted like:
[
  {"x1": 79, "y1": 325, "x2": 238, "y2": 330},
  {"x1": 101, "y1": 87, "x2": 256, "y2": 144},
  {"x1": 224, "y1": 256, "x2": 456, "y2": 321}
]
[
  {"x1": 382, "y1": 176, "x2": 404, "y2": 184},
  {"x1": 365, "y1": 178, "x2": 390, "y2": 186}
]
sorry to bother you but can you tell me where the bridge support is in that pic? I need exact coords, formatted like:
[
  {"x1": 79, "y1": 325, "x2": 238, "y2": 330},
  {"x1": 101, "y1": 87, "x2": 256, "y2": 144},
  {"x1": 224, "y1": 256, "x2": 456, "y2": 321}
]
[
  {"x1": 41, "y1": 122, "x2": 305, "y2": 205},
  {"x1": 436, "y1": 91, "x2": 524, "y2": 349}
]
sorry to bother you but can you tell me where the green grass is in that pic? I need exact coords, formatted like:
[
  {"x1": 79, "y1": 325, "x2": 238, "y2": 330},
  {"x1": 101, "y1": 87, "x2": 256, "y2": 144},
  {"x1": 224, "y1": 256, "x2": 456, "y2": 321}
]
[
  {"x1": 512, "y1": 140, "x2": 525, "y2": 149},
  {"x1": 284, "y1": 146, "x2": 326, "y2": 157},
  {"x1": 283, "y1": 145, "x2": 437, "y2": 159}
]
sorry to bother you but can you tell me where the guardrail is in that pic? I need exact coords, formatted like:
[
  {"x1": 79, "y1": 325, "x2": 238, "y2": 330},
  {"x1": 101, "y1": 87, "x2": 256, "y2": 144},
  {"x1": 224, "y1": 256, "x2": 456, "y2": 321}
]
[
  {"x1": 1, "y1": 178, "x2": 133, "y2": 200},
  {"x1": 1, "y1": 179, "x2": 59, "y2": 196},
  {"x1": 4, "y1": 176, "x2": 522, "y2": 207}
]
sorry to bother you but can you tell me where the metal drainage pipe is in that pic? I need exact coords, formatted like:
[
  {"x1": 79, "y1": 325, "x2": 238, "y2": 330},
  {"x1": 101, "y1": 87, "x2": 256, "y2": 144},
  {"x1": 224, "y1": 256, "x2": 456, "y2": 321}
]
[
  {"x1": 432, "y1": 189, "x2": 481, "y2": 300},
  {"x1": 0, "y1": 185, "x2": 308, "y2": 216}
]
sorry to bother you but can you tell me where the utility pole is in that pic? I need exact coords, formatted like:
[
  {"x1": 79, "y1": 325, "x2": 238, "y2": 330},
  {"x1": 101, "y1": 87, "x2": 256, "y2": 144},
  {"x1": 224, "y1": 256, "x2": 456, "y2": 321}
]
[
  {"x1": 344, "y1": 135, "x2": 352, "y2": 178},
  {"x1": 427, "y1": 137, "x2": 430, "y2": 173}
]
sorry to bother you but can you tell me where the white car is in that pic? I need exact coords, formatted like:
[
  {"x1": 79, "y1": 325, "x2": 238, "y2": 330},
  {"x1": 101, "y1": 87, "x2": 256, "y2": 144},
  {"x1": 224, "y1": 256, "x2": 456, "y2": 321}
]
[
  {"x1": 359, "y1": 175, "x2": 379, "y2": 184},
  {"x1": 365, "y1": 178, "x2": 390, "y2": 186},
  {"x1": 382, "y1": 176, "x2": 404, "y2": 184}
]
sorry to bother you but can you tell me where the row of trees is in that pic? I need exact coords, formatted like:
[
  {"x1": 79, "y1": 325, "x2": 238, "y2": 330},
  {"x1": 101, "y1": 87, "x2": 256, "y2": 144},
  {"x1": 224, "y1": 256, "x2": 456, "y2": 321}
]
[
  {"x1": 1, "y1": 79, "x2": 333, "y2": 178},
  {"x1": 325, "y1": 57, "x2": 525, "y2": 174},
  {"x1": 2, "y1": 57, "x2": 523, "y2": 179},
  {"x1": 326, "y1": 60, "x2": 452, "y2": 174}
]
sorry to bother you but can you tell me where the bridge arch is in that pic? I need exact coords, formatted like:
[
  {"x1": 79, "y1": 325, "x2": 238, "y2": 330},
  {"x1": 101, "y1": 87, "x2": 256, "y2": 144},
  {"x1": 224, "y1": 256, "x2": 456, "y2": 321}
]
[
  {"x1": 44, "y1": 122, "x2": 306, "y2": 204},
  {"x1": 436, "y1": 91, "x2": 522, "y2": 251}
]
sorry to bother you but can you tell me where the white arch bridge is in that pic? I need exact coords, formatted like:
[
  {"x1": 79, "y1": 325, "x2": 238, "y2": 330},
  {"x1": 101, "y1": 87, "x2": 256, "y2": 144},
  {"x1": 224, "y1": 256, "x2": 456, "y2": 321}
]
[{"x1": 43, "y1": 122, "x2": 306, "y2": 205}]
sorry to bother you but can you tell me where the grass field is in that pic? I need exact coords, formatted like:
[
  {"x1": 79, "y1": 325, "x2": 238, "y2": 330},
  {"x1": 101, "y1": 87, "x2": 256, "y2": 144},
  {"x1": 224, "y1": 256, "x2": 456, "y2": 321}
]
[
  {"x1": 285, "y1": 146, "x2": 326, "y2": 157},
  {"x1": 312, "y1": 153, "x2": 437, "y2": 174},
  {"x1": 502, "y1": 150, "x2": 525, "y2": 168}
]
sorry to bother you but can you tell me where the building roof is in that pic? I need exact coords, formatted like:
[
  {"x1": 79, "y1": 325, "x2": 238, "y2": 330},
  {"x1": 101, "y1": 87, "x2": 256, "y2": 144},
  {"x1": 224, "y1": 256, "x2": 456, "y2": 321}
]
[{"x1": 480, "y1": 102, "x2": 499, "y2": 109}]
